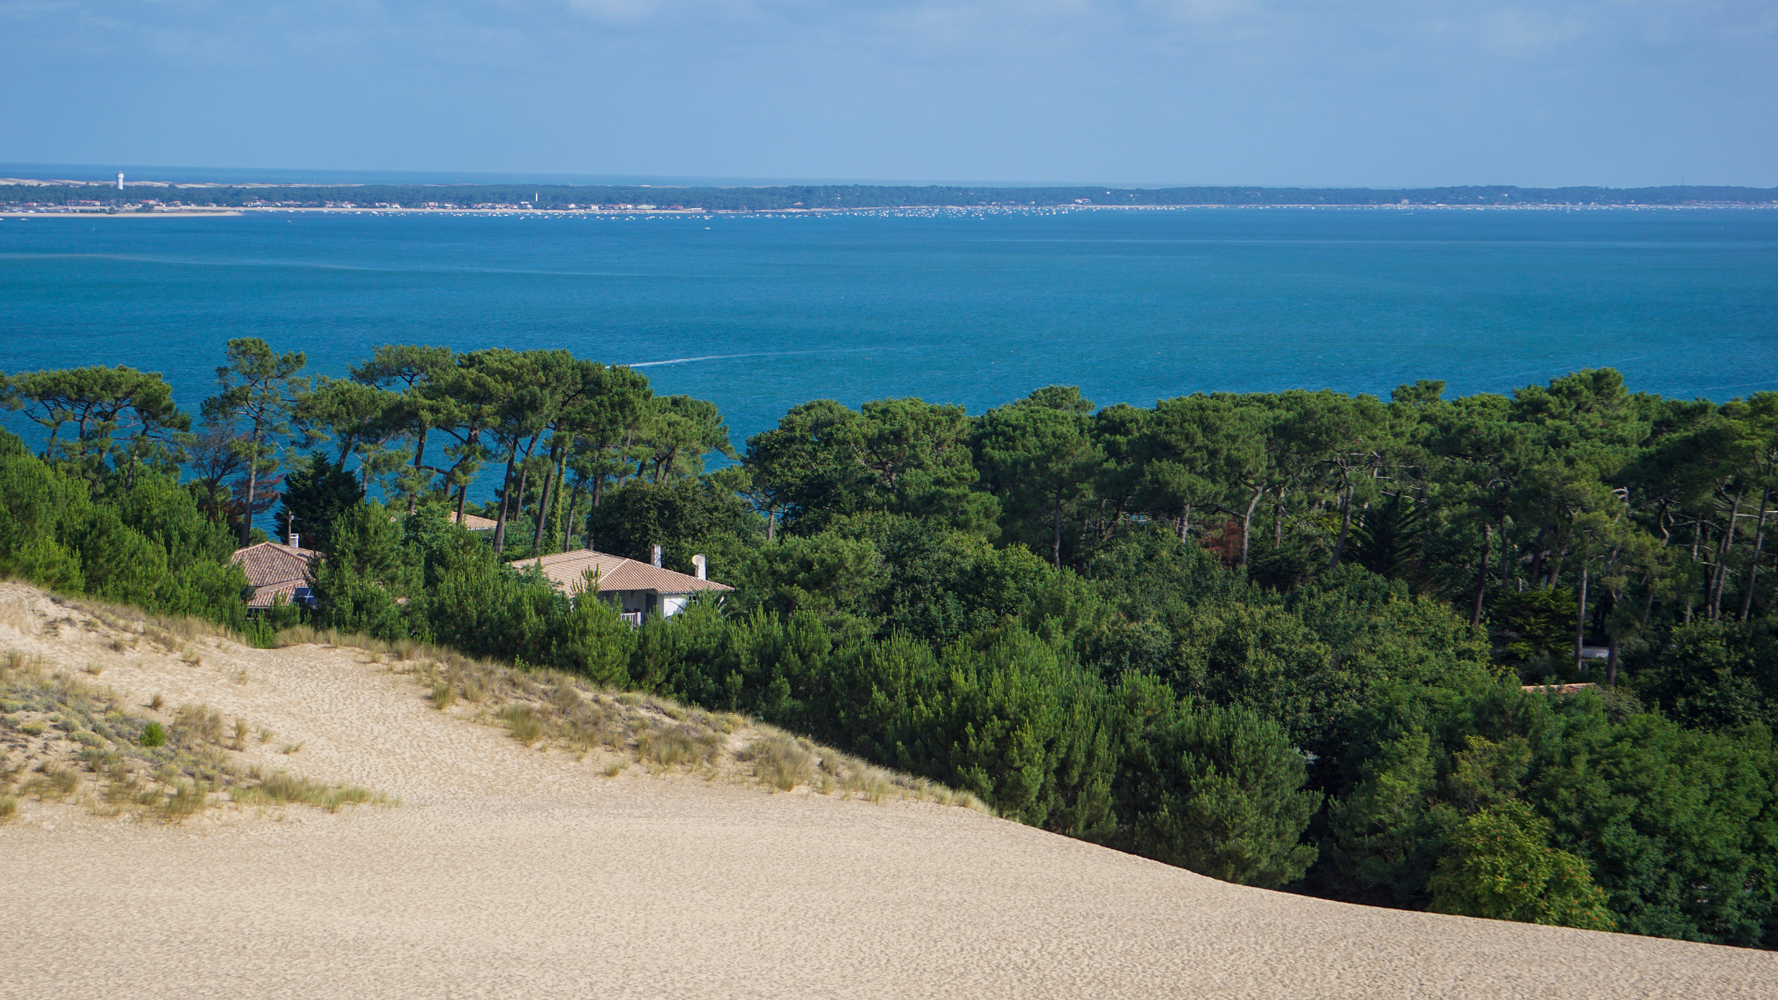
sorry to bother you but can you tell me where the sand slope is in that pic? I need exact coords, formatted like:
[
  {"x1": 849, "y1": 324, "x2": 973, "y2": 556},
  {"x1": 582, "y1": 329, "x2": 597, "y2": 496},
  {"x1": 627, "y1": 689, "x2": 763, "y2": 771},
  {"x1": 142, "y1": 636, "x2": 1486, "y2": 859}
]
[{"x1": 1, "y1": 583, "x2": 1772, "y2": 999}]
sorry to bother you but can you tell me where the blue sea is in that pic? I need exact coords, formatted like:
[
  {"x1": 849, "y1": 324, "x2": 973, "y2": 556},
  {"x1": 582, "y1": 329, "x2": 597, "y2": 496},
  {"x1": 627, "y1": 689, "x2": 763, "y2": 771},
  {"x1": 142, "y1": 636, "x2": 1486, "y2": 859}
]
[{"x1": 3, "y1": 207, "x2": 1775, "y2": 454}]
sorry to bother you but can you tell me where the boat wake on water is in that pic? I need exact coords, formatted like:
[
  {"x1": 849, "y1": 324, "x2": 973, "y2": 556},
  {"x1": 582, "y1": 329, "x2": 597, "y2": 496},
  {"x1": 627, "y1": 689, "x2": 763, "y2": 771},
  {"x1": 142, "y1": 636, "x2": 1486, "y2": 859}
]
[{"x1": 625, "y1": 346, "x2": 904, "y2": 368}]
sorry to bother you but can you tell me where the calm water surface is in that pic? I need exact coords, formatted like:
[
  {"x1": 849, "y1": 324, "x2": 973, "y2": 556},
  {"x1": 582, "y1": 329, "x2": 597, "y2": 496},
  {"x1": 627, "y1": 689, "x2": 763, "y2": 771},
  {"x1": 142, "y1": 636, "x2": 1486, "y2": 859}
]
[{"x1": 3, "y1": 208, "x2": 1774, "y2": 448}]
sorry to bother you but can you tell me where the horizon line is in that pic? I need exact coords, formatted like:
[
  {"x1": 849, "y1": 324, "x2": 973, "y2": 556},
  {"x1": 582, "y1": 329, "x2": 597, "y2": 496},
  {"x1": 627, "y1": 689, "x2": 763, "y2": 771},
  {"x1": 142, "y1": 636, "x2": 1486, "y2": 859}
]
[{"x1": 3, "y1": 162, "x2": 1775, "y2": 192}]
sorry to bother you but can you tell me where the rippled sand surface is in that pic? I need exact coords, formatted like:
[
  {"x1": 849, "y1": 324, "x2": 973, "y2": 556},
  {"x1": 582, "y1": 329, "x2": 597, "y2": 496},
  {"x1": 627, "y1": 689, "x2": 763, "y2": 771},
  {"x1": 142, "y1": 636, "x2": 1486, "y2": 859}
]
[{"x1": 3, "y1": 583, "x2": 1772, "y2": 999}]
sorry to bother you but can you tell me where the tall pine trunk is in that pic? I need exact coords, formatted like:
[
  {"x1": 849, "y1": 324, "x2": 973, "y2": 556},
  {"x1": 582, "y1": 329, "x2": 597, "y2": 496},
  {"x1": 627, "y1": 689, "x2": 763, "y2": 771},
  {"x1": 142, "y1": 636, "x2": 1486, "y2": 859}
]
[
  {"x1": 1329, "y1": 487, "x2": 1354, "y2": 569},
  {"x1": 407, "y1": 425, "x2": 429, "y2": 514},
  {"x1": 240, "y1": 420, "x2": 263, "y2": 548},
  {"x1": 1240, "y1": 487, "x2": 1265, "y2": 568},
  {"x1": 531, "y1": 463, "x2": 556, "y2": 554},
  {"x1": 1710, "y1": 487, "x2": 1745, "y2": 619},
  {"x1": 1051, "y1": 493, "x2": 1063, "y2": 570},
  {"x1": 1500, "y1": 516, "x2": 1512, "y2": 585},
  {"x1": 1742, "y1": 487, "x2": 1770, "y2": 621},
  {"x1": 1574, "y1": 565, "x2": 1590, "y2": 675},
  {"x1": 533, "y1": 445, "x2": 566, "y2": 554},
  {"x1": 493, "y1": 450, "x2": 519, "y2": 555},
  {"x1": 1471, "y1": 523, "x2": 1492, "y2": 628},
  {"x1": 562, "y1": 489, "x2": 579, "y2": 552}
]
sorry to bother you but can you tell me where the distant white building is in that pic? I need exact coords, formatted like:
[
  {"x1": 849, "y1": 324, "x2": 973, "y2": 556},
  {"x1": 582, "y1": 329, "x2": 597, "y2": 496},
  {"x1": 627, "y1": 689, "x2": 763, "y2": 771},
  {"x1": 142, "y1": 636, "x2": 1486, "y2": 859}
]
[{"x1": 507, "y1": 547, "x2": 731, "y2": 623}]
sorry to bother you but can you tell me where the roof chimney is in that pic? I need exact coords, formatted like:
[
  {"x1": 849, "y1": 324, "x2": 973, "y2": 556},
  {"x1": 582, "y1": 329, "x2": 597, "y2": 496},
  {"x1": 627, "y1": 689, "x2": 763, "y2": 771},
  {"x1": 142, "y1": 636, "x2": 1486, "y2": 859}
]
[
  {"x1": 692, "y1": 554, "x2": 706, "y2": 580},
  {"x1": 289, "y1": 533, "x2": 300, "y2": 550},
  {"x1": 651, "y1": 544, "x2": 662, "y2": 568}
]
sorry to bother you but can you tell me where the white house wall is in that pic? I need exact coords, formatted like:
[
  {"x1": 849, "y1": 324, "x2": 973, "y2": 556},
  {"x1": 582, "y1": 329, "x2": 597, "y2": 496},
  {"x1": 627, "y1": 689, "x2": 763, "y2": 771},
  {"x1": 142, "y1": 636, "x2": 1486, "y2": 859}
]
[{"x1": 600, "y1": 590, "x2": 690, "y2": 619}]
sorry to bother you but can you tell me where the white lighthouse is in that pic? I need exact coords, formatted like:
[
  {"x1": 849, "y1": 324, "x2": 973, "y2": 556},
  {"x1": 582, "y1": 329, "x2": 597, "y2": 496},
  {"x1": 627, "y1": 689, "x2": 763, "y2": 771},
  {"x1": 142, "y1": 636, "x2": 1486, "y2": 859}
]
[{"x1": 117, "y1": 172, "x2": 124, "y2": 191}]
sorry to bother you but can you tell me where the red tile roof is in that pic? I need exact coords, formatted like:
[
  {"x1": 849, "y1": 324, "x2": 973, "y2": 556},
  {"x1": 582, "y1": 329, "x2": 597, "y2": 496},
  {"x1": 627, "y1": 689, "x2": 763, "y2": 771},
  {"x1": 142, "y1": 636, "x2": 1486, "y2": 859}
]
[
  {"x1": 230, "y1": 542, "x2": 321, "y2": 609},
  {"x1": 507, "y1": 549, "x2": 732, "y2": 596},
  {"x1": 1521, "y1": 682, "x2": 1601, "y2": 696},
  {"x1": 389, "y1": 510, "x2": 498, "y2": 531}
]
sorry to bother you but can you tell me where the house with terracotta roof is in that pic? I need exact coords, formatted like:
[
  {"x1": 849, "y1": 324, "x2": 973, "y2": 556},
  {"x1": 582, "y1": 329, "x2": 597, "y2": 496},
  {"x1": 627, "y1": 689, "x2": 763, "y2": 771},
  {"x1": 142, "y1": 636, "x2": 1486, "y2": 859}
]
[
  {"x1": 507, "y1": 546, "x2": 731, "y2": 622},
  {"x1": 448, "y1": 510, "x2": 498, "y2": 531},
  {"x1": 230, "y1": 541, "x2": 322, "y2": 611},
  {"x1": 390, "y1": 510, "x2": 498, "y2": 532},
  {"x1": 1521, "y1": 682, "x2": 1602, "y2": 696}
]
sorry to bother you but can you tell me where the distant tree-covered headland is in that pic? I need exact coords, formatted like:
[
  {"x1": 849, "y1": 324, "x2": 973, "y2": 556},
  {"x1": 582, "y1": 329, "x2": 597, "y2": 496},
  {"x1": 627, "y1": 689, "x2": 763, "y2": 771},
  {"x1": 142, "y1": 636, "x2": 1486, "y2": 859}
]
[
  {"x1": 3, "y1": 182, "x2": 1776, "y2": 211},
  {"x1": 5, "y1": 343, "x2": 1778, "y2": 948}
]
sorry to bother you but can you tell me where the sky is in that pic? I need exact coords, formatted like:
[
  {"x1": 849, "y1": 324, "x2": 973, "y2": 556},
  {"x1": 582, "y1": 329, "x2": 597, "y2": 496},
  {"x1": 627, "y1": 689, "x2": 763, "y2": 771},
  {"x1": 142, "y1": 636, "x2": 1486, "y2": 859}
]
[{"x1": 2, "y1": 1, "x2": 1774, "y2": 187}]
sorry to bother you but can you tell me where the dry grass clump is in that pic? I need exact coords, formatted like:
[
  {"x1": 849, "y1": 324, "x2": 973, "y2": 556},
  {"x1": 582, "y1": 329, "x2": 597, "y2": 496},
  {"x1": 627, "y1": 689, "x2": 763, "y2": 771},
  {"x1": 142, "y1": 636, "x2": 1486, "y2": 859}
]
[
  {"x1": 0, "y1": 595, "x2": 34, "y2": 635},
  {"x1": 637, "y1": 724, "x2": 725, "y2": 769},
  {"x1": 0, "y1": 647, "x2": 391, "y2": 824},
  {"x1": 234, "y1": 771, "x2": 390, "y2": 813},
  {"x1": 173, "y1": 702, "x2": 227, "y2": 745},
  {"x1": 24, "y1": 762, "x2": 82, "y2": 800},
  {"x1": 735, "y1": 729, "x2": 983, "y2": 807},
  {"x1": 56, "y1": 594, "x2": 242, "y2": 655},
  {"x1": 736, "y1": 731, "x2": 814, "y2": 791},
  {"x1": 498, "y1": 704, "x2": 547, "y2": 746}
]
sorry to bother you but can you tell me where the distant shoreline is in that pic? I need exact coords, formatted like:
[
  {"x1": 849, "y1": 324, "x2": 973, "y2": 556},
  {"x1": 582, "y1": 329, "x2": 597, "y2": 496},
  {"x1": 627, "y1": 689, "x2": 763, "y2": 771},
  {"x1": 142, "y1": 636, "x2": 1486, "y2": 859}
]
[
  {"x1": 4, "y1": 181, "x2": 1776, "y2": 215},
  {"x1": 5, "y1": 202, "x2": 1776, "y2": 221}
]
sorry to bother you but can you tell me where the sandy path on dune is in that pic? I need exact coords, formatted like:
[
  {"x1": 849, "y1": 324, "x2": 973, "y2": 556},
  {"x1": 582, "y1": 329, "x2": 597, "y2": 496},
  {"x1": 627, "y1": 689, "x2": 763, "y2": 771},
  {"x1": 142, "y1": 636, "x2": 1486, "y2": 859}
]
[{"x1": 1, "y1": 584, "x2": 1773, "y2": 999}]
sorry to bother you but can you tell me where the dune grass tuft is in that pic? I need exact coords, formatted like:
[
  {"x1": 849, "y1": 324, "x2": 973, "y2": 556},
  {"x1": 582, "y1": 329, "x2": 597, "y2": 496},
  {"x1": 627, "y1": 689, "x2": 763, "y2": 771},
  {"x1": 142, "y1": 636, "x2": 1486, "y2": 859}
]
[
  {"x1": 234, "y1": 771, "x2": 392, "y2": 812},
  {"x1": 498, "y1": 704, "x2": 546, "y2": 746},
  {"x1": 26, "y1": 763, "x2": 81, "y2": 800},
  {"x1": 736, "y1": 732, "x2": 814, "y2": 791},
  {"x1": 0, "y1": 647, "x2": 391, "y2": 824},
  {"x1": 637, "y1": 723, "x2": 725, "y2": 769},
  {"x1": 162, "y1": 781, "x2": 209, "y2": 822}
]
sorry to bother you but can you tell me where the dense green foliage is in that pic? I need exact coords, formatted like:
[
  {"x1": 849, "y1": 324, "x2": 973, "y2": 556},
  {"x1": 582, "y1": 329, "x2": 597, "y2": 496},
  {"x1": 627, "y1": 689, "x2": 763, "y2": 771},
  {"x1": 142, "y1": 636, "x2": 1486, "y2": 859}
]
[
  {"x1": 0, "y1": 429, "x2": 248, "y2": 624},
  {"x1": 275, "y1": 453, "x2": 363, "y2": 551},
  {"x1": 4, "y1": 342, "x2": 1776, "y2": 949}
]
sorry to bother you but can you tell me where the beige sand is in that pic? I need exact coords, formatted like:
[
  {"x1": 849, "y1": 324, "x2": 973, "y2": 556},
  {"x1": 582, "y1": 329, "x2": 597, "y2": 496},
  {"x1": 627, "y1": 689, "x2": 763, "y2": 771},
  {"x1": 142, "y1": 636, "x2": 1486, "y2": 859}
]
[{"x1": 1, "y1": 584, "x2": 1772, "y2": 999}]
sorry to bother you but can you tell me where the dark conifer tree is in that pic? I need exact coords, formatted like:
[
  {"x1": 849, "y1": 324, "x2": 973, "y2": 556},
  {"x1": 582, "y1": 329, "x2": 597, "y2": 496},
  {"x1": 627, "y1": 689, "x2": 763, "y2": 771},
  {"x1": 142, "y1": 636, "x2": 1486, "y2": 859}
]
[{"x1": 275, "y1": 453, "x2": 363, "y2": 551}]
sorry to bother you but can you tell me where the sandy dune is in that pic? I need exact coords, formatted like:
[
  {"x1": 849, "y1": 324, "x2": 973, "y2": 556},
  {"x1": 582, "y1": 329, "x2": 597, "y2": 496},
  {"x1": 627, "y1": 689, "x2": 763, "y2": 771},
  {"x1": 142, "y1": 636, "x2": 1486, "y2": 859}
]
[{"x1": 1, "y1": 583, "x2": 1773, "y2": 999}]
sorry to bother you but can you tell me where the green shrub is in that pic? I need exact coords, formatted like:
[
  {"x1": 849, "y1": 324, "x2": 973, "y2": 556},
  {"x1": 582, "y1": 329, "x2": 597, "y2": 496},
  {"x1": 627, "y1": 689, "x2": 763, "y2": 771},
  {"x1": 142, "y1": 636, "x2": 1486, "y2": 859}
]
[
  {"x1": 1116, "y1": 679, "x2": 1322, "y2": 888},
  {"x1": 1429, "y1": 802, "x2": 1615, "y2": 931},
  {"x1": 139, "y1": 721, "x2": 166, "y2": 747},
  {"x1": 240, "y1": 618, "x2": 278, "y2": 650}
]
